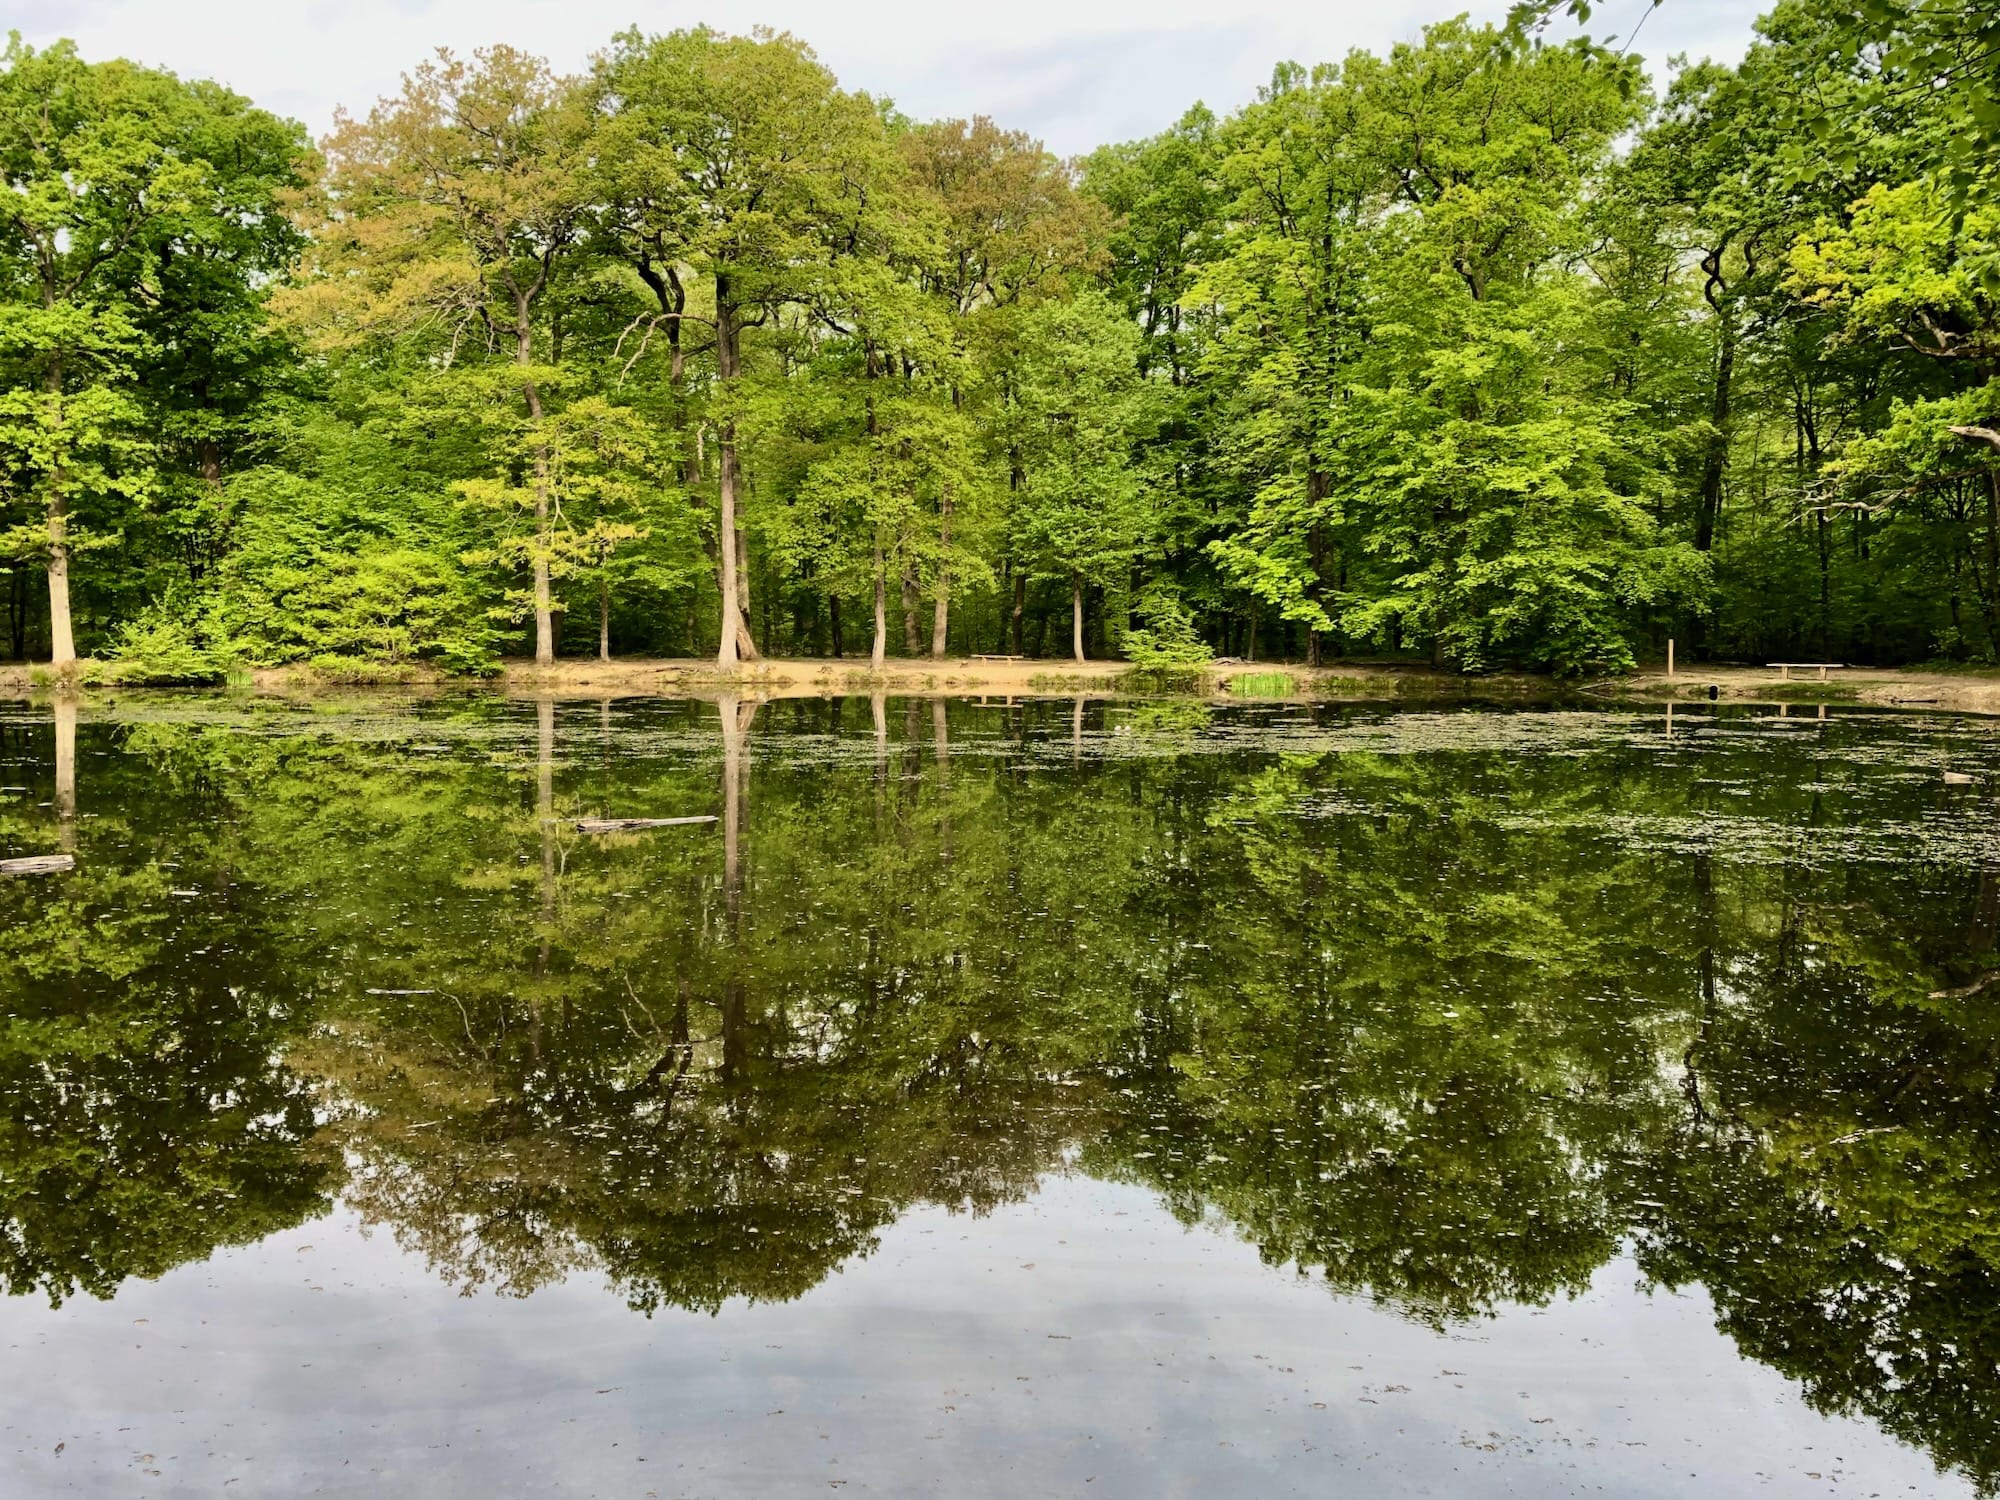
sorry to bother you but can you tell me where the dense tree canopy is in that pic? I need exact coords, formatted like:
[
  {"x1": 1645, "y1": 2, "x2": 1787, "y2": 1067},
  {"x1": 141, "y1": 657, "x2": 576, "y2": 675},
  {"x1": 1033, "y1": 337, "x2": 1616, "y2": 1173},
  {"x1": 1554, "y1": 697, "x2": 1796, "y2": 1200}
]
[{"x1": 3, "y1": 4, "x2": 1997, "y2": 675}]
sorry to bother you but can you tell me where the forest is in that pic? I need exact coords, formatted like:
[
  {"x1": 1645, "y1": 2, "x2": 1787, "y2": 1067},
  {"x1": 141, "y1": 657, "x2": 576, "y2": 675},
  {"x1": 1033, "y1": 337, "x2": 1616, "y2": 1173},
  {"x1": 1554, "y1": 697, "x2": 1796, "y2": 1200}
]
[{"x1": 2, "y1": 0, "x2": 1997, "y2": 678}]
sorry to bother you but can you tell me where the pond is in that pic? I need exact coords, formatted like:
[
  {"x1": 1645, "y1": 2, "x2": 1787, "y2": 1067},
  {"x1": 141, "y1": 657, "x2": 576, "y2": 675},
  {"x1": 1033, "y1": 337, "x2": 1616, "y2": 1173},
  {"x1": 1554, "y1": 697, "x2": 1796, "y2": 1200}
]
[{"x1": 2, "y1": 693, "x2": 1997, "y2": 1498}]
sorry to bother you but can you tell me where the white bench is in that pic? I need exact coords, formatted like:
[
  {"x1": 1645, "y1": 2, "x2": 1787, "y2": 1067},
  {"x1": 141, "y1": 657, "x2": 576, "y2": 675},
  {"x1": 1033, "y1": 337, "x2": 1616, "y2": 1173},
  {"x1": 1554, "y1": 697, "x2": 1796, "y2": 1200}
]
[{"x1": 1768, "y1": 662, "x2": 1846, "y2": 681}]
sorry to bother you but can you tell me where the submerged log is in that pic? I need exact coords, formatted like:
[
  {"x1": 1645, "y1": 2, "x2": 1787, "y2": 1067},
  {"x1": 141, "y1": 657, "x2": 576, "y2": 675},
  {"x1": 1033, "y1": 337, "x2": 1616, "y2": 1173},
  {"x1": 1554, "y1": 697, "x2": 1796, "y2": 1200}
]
[
  {"x1": 0, "y1": 854, "x2": 75, "y2": 878},
  {"x1": 576, "y1": 815, "x2": 719, "y2": 834}
]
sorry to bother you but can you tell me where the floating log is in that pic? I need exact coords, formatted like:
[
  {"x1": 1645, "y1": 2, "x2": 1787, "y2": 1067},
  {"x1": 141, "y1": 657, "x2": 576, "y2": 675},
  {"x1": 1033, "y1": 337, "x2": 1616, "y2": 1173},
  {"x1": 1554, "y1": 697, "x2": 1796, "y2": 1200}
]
[
  {"x1": 1930, "y1": 971, "x2": 2000, "y2": 1001},
  {"x1": 0, "y1": 854, "x2": 75, "y2": 878},
  {"x1": 576, "y1": 815, "x2": 719, "y2": 834}
]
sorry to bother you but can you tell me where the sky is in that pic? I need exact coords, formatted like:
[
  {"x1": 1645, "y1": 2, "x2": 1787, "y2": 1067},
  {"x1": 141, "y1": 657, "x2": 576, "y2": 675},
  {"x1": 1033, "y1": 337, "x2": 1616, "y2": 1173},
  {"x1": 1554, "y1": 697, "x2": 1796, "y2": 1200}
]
[{"x1": 17, "y1": 0, "x2": 1762, "y2": 155}]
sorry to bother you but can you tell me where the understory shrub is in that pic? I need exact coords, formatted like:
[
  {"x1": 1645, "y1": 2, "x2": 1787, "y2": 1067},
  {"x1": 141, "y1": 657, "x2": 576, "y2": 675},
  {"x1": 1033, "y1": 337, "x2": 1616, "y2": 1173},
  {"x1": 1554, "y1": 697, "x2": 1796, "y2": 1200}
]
[
  {"x1": 106, "y1": 596, "x2": 236, "y2": 686},
  {"x1": 222, "y1": 546, "x2": 500, "y2": 675},
  {"x1": 1121, "y1": 588, "x2": 1215, "y2": 668}
]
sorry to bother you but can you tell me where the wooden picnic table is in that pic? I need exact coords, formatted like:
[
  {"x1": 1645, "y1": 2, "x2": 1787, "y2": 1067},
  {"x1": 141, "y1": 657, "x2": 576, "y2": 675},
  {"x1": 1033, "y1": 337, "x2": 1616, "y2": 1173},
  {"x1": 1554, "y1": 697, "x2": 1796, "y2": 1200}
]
[{"x1": 1768, "y1": 662, "x2": 1847, "y2": 681}]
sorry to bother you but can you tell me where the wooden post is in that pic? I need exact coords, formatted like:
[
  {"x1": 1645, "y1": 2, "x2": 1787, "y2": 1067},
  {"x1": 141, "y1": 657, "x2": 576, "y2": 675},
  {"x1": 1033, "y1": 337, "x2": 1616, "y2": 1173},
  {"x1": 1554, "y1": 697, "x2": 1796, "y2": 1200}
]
[{"x1": 1667, "y1": 638, "x2": 1675, "y2": 680}]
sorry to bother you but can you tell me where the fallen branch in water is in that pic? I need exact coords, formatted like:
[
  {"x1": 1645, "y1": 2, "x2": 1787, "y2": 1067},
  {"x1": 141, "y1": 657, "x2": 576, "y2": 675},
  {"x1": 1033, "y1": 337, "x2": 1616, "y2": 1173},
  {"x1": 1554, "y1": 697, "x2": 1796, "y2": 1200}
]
[
  {"x1": 0, "y1": 854, "x2": 74, "y2": 878},
  {"x1": 1930, "y1": 971, "x2": 2000, "y2": 1001},
  {"x1": 577, "y1": 816, "x2": 718, "y2": 834}
]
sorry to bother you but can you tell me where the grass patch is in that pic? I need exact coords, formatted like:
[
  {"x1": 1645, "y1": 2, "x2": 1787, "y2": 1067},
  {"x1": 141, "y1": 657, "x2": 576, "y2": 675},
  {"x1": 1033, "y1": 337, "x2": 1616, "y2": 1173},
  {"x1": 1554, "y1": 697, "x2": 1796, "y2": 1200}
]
[
  {"x1": 1112, "y1": 666, "x2": 1210, "y2": 695},
  {"x1": 639, "y1": 664, "x2": 782, "y2": 687},
  {"x1": 1761, "y1": 681, "x2": 1861, "y2": 702},
  {"x1": 1304, "y1": 673, "x2": 1405, "y2": 699},
  {"x1": 1228, "y1": 670, "x2": 1296, "y2": 698},
  {"x1": 300, "y1": 656, "x2": 427, "y2": 687},
  {"x1": 1903, "y1": 659, "x2": 2000, "y2": 676}
]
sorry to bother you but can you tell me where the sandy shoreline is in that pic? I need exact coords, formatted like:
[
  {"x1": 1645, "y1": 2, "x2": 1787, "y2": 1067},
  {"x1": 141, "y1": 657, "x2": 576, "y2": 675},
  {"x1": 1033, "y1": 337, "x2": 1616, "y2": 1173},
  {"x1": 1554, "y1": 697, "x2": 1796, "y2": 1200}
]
[{"x1": 4, "y1": 655, "x2": 2000, "y2": 713}]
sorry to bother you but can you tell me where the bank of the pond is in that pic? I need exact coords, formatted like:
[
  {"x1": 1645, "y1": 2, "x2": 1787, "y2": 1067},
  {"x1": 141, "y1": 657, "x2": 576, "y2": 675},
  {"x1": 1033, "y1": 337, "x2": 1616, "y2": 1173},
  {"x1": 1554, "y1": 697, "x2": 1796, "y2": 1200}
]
[
  {"x1": 488, "y1": 657, "x2": 2000, "y2": 713},
  {"x1": 8, "y1": 654, "x2": 2000, "y2": 713}
]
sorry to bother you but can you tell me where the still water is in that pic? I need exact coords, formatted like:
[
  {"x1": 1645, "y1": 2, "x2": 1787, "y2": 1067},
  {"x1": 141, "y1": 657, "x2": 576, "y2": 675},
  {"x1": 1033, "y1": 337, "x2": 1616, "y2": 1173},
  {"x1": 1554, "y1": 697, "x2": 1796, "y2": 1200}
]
[{"x1": 2, "y1": 692, "x2": 1997, "y2": 1498}]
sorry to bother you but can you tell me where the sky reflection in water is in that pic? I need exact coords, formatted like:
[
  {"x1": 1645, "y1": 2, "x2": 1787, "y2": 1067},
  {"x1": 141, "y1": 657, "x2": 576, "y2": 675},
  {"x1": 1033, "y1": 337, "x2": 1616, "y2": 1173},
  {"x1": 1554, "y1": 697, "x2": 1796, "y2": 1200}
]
[{"x1": 1, "y1": 694, "x2": 1996, "y2": 1497}]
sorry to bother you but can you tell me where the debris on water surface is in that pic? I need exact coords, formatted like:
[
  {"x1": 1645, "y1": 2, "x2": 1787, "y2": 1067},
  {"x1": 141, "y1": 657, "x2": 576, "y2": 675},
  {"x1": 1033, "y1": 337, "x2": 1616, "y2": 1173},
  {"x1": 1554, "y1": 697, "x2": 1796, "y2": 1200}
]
[
  {"x1": 0, "y1": 854, "x2": 73, "y2": 878},
  {"x1": 577, "y1": 816, "x2": 718, "y2": 833}
]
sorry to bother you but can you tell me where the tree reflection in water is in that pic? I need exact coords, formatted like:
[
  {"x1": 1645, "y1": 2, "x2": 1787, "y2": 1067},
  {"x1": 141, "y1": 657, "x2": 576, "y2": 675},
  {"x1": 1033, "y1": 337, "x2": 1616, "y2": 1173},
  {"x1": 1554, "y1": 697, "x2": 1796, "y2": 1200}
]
[{"x1": 1, "y1": 696, "x2": 1998, "y2": 1489}]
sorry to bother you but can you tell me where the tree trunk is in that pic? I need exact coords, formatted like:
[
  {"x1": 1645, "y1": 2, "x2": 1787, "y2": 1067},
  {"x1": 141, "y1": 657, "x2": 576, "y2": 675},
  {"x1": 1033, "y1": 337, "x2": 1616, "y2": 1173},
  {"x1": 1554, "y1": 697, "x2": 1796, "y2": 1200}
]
[
  {"x1": 43, "y1": 347, "x2": 75, "y2": 670},
  {"x1": 1817, "y1": 511, "x2": 1832, "y2": 659},
  {"x1": 45, "y1": 490, "x2": 74, "y2": 669},
  {"x1": 829, "y1": 593, "x2": 845, "y2": 657},
  {"x1": 1011, "y1": 570, "x2": 1026, "y2": 655},
  {"x1": 514, "y1": 289, "x2": 555, "y2": 668},
  {"x1": 1695, "y1": 256, "x2": 1736, "y2": 554},
  {"x1": 599, "y1": 574, "x2": 611, "y2": 662},
  {"x1": 1072, "y1": 575, "x2": 1085, "y2": 663},
  {"x1": 931, "y1": 494, "x2": 952, "y2": 657},
  {"x1": 901, "y1": 562, "x2": 921, "y2": 656},
  {"x1": 714, "y1": 284, "x2": 759, "y2": 667},
  {"x1": 7, "y1": 570, "x2": 24, "y2": 661},
  {"x1": 1986, "y1": 470, "x2": 2000, "y2": 655},
  {"x1": 871, "y1": 543, "x2": 888, "y2": 670},
  {"x1": 1305, "y1": 484, "x2": 1329, "y2": 666},
  {"x1": 737, "y1": 525, "x2": 755, "y2": 642}
]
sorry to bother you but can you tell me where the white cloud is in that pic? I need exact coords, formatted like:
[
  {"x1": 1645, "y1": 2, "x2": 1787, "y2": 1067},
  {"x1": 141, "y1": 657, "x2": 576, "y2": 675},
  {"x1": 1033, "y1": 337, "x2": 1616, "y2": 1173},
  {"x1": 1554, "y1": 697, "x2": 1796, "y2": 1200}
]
[{"x1": 18, "y1": 0, "x2": 1762, "y2": 154}]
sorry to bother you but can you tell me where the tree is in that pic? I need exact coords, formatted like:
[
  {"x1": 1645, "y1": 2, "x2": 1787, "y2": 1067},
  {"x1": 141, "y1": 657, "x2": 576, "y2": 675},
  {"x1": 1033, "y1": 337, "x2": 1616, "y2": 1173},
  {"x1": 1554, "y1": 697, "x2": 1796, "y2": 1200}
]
[
  {"x1": 0, "y1": 41, "x2": 216, "y2": 666},
  {"x1": 124, "y1": 78, "x2": 309, "y2": 594},
  {"x1": 903, "y1": 117, "x2": 1108, "y2": 655},
  {"x1": 1789, "y1": 176, "x2": 2000, "y2": 643},
  {"x1": 1202, "y1": 24, "x2": 1708, "y2": 672},
  {"x1": 1008, "y1": 292, "x2": 1154, "y2": 660},
  {"x1": 593, "y1": 28, "x2": 902, "y2": 667},
  {"x1": 288, "y1": 46, "x2": 594, "y2": 664}
]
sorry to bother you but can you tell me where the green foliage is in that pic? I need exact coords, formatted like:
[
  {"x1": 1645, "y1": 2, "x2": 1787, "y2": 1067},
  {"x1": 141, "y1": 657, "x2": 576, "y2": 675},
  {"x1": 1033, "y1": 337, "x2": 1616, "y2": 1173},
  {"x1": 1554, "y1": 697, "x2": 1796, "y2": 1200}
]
[
  {"x1": 105, "y1": 593, "x2": 234, "y2": 685},
  {"x1": 0, "y1": 6, "x2": 1992, "y2": 674},
  {"x1": 223, "y1": 544, "x2": 500, "y2": 674},
  {"x1": 0, "y1": 37, "x2": 307, "y2": 664},
  {"x1": 1121, "y1": 586, "x2": 1214, "y2": 666},
  {"x1": 1228, "y1": 671, "x2": 1295, "y2": 698}
]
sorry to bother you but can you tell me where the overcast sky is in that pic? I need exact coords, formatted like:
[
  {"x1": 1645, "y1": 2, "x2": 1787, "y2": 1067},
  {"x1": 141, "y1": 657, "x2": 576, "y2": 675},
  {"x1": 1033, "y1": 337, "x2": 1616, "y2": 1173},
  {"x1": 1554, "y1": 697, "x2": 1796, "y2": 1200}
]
[{"x1": 18, "y1": 0, "x2": 1762, "y2": 155}]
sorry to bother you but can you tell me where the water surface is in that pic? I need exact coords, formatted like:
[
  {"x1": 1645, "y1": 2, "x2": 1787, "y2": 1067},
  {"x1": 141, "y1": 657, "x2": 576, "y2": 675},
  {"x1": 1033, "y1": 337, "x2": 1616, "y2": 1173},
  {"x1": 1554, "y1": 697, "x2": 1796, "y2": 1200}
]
[{"x1": 2, "y1": 694, "x2": 1996, "y2": 1497}]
